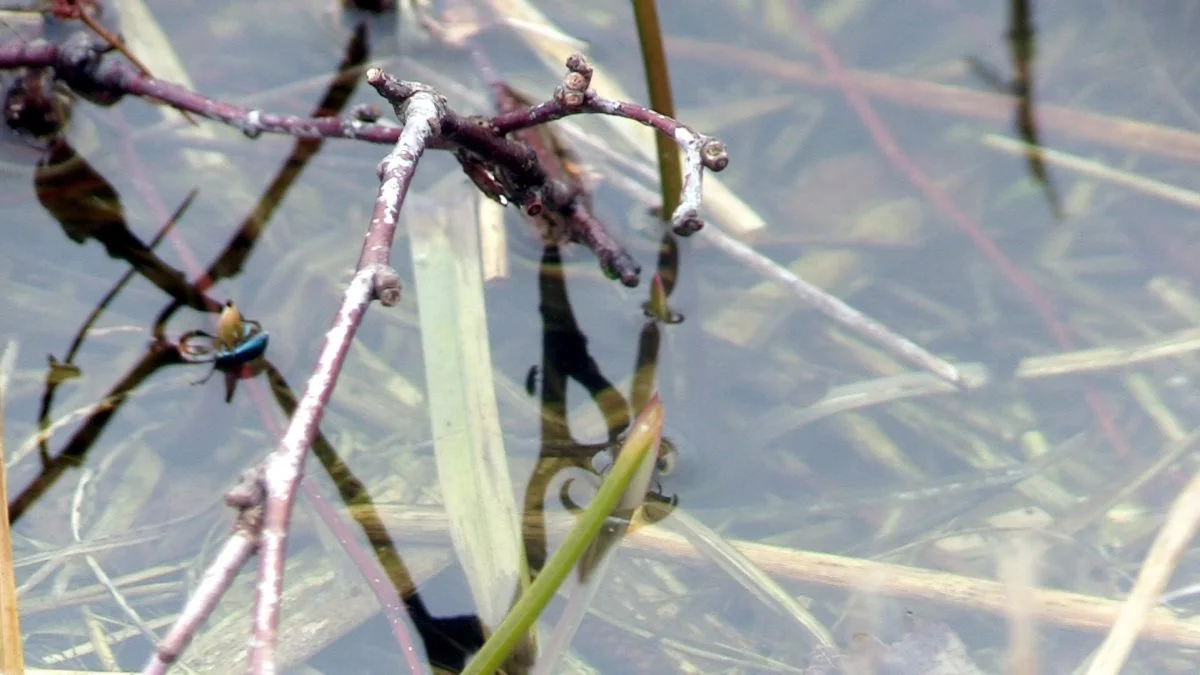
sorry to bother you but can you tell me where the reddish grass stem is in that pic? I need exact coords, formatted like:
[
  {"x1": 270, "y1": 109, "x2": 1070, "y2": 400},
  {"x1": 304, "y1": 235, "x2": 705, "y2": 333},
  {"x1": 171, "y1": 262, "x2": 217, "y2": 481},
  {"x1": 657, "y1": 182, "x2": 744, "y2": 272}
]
[{"x1": 788, "y1": 2, "x2": 1131, "y2": 458}]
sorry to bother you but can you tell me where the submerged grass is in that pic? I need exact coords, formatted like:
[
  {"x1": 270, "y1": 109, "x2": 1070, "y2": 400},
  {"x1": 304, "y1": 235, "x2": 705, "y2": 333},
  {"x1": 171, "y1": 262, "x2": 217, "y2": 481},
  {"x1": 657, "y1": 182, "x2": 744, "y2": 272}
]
[
  {"x1": 407, "y1": 185, "x2": 534, "y2": 664},
  {"x1": 10, "y1": 1, "x2": 1200, "y2": 672}
]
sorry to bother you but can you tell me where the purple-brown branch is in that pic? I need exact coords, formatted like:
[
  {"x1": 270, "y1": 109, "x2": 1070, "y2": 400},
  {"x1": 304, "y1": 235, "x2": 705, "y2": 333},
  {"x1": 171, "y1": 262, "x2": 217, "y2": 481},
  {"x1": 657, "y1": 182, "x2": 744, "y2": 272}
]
[
  {"x1": 142, "y1": 469, "x2": 264, "y2": 674},
  {"x1": 2, "y1": 34, "x2": 726, "y2": 285},
  {"x1": 137, "y1": 66, "x2": 445, "y2": 675},
  {"x1": 2, "y1": 34, "x2": 729, "y2": 670},
  {"x1": 0, "y1": 34, "x2": 399, "y2": 142},
  {"x1": 246, "y1": 68, "x2": 441, "y2": 675},
  {"x1": 489, "y1": 54, "x2": 728, "y2": 234}
]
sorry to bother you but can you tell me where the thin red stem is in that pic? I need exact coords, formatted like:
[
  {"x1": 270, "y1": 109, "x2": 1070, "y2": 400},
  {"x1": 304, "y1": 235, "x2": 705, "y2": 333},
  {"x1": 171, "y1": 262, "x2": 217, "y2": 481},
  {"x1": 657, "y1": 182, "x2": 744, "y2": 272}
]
[{"x1": 789, "y1": 2, "x2": 1131, "y2": 458}]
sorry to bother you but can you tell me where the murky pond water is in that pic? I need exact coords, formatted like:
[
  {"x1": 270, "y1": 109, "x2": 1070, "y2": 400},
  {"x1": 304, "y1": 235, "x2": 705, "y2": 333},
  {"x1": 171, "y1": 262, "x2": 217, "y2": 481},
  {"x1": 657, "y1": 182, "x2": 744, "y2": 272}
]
[{"x1": 5, "y1": 1, "x2": 1200, "y2": 672}]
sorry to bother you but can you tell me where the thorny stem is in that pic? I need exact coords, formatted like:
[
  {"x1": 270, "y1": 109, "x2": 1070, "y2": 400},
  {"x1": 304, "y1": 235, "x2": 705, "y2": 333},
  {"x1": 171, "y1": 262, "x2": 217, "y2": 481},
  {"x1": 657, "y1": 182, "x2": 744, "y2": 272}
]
[{"x1": 247, "y1": 69, "x2": 441, "y2": 674}]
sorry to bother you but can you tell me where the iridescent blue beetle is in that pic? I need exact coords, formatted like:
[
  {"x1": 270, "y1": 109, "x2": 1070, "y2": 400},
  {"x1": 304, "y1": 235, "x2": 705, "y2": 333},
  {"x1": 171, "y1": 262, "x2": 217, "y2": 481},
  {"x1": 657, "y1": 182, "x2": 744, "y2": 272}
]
[{"x1": 178, "y1": 301, "x2": 270, "y2": 386}]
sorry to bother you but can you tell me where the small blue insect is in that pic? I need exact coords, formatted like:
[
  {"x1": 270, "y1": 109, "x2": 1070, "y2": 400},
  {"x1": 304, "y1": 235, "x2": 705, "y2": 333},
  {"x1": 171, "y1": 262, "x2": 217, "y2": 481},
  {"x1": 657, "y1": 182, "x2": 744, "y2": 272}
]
[
  {"x1": 212, "y1": 325, "x2": 270, "y2": 372},
  {"x1": 178, "y1": 301, "x2": 270, "y2": 386}
]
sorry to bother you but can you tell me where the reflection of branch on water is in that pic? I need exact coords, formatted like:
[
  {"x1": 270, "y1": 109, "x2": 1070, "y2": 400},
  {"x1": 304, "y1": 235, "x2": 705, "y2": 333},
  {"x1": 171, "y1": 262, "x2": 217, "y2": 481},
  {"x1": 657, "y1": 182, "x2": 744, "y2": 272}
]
[
  {"x1": 9, "y1": 340, "x2": 181, "y2": 521},
  {"x1": 152, "y1": 23, "x2": 372, "y2": 331},
  {"x1": 35, "y1": 187, "x2": 196, "y2": 458},
  {"x1": 34, "y1": 138, "x2": 212, "y2": 310},
  {"x1": 263, "y1": 362, "x2": 485, "y2": 665},
  {"x1": 521, "y1": 102, "x2": 687, "y2": 570},
  {"x1": 22, "y1": 25, "x2": 371, "y2": 522},
  {"x1": 524, "y1": 245, "x2": 630, "y2": 571}
]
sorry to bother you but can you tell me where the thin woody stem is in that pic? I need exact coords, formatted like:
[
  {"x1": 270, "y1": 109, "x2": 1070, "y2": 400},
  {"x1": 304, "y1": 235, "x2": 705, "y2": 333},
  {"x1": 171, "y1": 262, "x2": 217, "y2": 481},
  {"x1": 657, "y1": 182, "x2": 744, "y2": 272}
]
[
  {"x1": 489, "y1": 54, "x2": 727, "y2": 234},
  {"x1": 247, "y1": 69, "x2": 441, "y2": 675},
  {"x1": 0, "y1": 39, "x2": 667, "y2": 283},
  {"x1": 142, "y1": 470, "x2": 264, "y2": 675}
]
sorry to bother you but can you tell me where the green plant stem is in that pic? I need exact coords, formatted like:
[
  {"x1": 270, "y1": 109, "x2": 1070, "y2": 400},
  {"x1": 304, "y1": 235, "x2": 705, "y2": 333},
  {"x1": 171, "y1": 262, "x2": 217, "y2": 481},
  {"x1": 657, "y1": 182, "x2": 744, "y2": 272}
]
[
  {"x1": 631, "y1": 0, "x2": 682, "y2": 218},
  {"x1": 462, "y1": 397, "x2": 664, "y2": 675}
]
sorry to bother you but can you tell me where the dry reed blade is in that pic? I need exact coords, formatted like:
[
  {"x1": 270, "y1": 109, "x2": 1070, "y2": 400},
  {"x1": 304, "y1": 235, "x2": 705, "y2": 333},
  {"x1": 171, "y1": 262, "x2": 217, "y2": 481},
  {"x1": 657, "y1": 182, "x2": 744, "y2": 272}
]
[
  {"x1": 406, "y1": 191, "x2": 533, "y2": 660},
  {"x1": 1084, "y1": 468, "x2": 1200, "y2": 675},
  {"x1": 666, "y1": 507, "x2": 836, "y2": 649},
  {"x1": 0, "y1": 339, "x2": 25, "y2": 675},
  {"x1": 363, "y1": 503, "x2": 1200, "y2": 648},
  {"x1": 982, "y1": 134, "x2": 1200, "y2": 211}
]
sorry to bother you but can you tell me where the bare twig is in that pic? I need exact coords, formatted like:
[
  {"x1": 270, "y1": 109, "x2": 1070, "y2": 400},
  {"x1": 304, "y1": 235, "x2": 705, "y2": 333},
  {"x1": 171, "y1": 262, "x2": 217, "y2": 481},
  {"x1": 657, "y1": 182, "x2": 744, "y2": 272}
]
[
  {"x1": 247, "y1": 67, "x2": 438, "y2": 675},
  {"x1": 0, "y1": 32, "x2": 732, "y2": 671},
  {"x1": 1, "y1": 39, "x2": 699, "y2": 284},
  {"x1": 143, "y1": 469, "x2": 264, "y2": 675},
  {"x1": 489, "y1": 53, "x2": 727, "y2": 234},
  {"x1": 0, "y1": 36, "x2": 401, "y2": 143},
  {"x1": 140, "y1": 66, "x2": 441, "y2": 675}
]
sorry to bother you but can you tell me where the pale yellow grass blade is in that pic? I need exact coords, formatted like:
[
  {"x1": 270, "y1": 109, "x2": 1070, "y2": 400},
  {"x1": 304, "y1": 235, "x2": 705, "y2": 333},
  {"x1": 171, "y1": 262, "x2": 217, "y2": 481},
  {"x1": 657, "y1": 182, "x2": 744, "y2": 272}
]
[
  {"x1": 1, "y1": 339, "x2": 25, "y2": 675},
  {"x1": 407, "y1": 189, "x2": 534, "y2": 662}
]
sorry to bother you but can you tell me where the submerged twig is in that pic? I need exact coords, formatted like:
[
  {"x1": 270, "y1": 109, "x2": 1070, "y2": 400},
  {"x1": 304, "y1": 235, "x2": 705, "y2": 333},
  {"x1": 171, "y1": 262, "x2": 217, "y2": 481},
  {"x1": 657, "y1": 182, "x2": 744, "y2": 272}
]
[
  {"x1": 982, "y1": 134, "x2": 1200, "y2": 211},
  {"x1": 1085, "y1": 468, "x2": 1200, "y2": 675},
  {"x1": 667, "y1": 507, "x2": 836, "y2": 649},
  {"x1": 70, "y1": 469, "x2": 162, "y2": 655},
  {"x1": 700, "y1": 223, "x2": 967, "y2": 387},
  {"x1": 363, "y1": 502, "x2": 1200, "y2": 646}
]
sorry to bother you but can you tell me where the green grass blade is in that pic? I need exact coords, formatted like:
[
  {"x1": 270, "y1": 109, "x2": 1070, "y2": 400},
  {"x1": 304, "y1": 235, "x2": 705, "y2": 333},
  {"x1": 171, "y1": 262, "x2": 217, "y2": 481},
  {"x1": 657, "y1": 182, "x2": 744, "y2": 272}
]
[
  {"x1": 408, "y1": 193, "x2": 529, "y2": 635},
  {"x1": 630, "y1": 0, "x2": 682, "y2": 218},
  {"x1": 463, "y1": 397, "x2": 665, "y2": 675}
]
